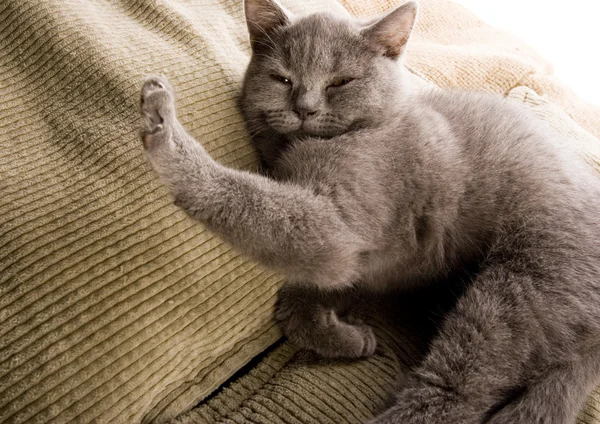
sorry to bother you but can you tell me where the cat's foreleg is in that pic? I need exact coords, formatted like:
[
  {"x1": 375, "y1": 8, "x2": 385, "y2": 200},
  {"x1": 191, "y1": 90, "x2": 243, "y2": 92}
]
[
  {"x1": 140, "y1": 76, "x2": 365, "y2": 289},
  {"x1": 275, "y1": 283, "x2": 376, "y2": 358}
]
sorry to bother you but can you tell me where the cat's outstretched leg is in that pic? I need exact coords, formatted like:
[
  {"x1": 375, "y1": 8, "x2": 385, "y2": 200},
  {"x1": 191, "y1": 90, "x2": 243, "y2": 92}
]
[
  {"x1": 140, "y1": 75, "x2": 366, "y2": 289},
  {"x1": 368, "y1": 263, "x2": 590, "y2": 424},
  {"x1": 275, "y1": 283, "x2": 376, "y2": 359},
  {"x1": 486, "y1": 348, "x2": 600, "y2": 424}
]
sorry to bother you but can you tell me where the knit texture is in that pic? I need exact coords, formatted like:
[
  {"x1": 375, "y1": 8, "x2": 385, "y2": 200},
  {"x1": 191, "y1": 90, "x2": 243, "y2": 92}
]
[{"x1": 0, "y1": 0, "x2": 598, "y2": 423}]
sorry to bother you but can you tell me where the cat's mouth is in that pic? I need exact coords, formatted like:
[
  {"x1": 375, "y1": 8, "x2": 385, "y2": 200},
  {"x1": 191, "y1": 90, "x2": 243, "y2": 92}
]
[{"x1": 263, "y1": 111, "x2": 349, "y2": 139}]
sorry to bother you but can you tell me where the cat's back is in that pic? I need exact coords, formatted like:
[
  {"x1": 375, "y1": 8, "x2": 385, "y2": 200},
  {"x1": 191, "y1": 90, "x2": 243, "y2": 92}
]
[
  {"x1": 421, "y1": 89, "x2": 600, "y2": 267},
  {"x1": 419, "y1": 89, "x2": 554, "y2": 163},
  {"x1": 416, "y1": 89, "x2": 598, "y2": 204}
]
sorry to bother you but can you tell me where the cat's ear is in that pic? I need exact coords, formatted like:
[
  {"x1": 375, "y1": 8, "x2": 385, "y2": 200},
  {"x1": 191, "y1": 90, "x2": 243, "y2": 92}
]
[
  {"x1": 361, "y1": 1, "x2": 418, "y2": 59},
  {"x1": 244, "y1": 0, "x2": 291, "y2": 48}
]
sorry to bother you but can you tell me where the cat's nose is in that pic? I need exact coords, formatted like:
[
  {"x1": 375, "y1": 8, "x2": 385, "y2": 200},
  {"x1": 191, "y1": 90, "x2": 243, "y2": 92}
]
[{"x1": 293, "y1": 107, "x2": 318, "y2": 120}]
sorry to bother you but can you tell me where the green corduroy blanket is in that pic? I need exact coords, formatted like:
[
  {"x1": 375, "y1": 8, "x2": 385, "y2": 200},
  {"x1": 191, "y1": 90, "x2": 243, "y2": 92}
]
[{"x1": 0, "y1": 0, "x2": 599, "y2": 423}]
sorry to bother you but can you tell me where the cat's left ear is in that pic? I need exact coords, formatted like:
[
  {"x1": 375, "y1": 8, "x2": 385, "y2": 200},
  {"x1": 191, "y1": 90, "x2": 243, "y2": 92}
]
[
  {"x1": 361, "y1": 1, "x2": 418, "y2": 59},
  {"x1": 244, "y1": 0, "x2": 291, "y2": 48}
]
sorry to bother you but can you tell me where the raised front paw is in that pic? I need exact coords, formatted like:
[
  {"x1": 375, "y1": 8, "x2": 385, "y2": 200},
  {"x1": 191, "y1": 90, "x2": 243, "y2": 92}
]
[
  {"x1": 140, "y1": 75, "x2": 176, "y2": 151},
  {"x1": 139, "y1": 74, "x2": 214, "y2": 203}
]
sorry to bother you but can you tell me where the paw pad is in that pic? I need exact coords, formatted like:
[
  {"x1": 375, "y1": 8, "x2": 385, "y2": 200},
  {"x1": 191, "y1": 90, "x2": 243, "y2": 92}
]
[{"x1": 140, "y1": 75, "x2": 175, "y2": 149}]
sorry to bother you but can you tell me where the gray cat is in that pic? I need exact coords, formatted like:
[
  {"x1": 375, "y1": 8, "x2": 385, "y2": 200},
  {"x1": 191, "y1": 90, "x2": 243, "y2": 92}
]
[{"x1": 139, "y1": 0, "x2": 600, "y2": 422}]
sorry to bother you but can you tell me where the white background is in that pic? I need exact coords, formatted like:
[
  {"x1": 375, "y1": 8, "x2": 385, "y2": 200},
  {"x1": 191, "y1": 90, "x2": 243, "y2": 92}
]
[{"x1": 453, "y1": 0, "x2": 600, "y2": 105}]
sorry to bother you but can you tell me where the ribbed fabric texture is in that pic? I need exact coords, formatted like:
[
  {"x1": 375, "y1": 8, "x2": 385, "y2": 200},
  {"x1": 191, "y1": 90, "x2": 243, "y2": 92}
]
[
  {"x1": 0, "y1": 1, "x2": 287, "y2": 423},
  {"x1": 180, "y1": 343, "x2": 600, "y2": 424},
  {"x1": 1, "y1": 0, "x2": 599, "y2": 423},
  {"x1": 182, "y1": 337, "x2": 600, "y2": 424}
]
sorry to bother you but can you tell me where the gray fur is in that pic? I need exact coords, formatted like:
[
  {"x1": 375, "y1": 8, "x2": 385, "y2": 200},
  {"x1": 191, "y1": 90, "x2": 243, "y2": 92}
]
[{"x1": 140, "y1": 1, "x2": 600, "y2": 422}]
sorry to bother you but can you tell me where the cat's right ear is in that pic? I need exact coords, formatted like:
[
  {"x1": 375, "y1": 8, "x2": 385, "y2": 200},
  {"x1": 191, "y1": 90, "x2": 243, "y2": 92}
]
[{"x1": 244, "y1": 0, "x2": 290, "y2": 49}]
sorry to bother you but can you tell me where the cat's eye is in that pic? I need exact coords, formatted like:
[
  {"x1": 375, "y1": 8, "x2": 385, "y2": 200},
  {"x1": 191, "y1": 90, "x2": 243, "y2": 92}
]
[
  {"x1": 271, "y1": 74, "x2": 292, "y2": 85},
  {"x1": 328, "y1": 77, "x2": 354, "y2": 88}
]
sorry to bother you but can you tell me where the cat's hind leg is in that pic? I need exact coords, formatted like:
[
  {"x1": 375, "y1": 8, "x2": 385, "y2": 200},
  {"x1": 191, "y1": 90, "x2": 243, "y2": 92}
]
[
  {"x1": 486, "y1": 348, "x2": 600, "y2": 424},
  {"x1": 369, "y1": 263, "x2": 578, "y2": 424}
]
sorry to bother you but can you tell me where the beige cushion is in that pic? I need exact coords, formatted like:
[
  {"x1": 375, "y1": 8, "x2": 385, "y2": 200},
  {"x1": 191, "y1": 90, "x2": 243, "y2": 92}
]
[{"x1": 0, "y1": 0, "x2": 598, "y2": 423}]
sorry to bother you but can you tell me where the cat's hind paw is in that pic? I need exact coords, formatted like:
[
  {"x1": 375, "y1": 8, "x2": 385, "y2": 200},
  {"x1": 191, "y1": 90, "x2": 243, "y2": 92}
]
[{"x1": 140, "y1": 75, "x2": 176, "y2": 150}]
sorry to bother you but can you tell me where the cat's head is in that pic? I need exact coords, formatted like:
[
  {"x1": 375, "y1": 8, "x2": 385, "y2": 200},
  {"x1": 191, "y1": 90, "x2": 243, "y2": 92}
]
[{"x1": 240, "y1": 0, "x2": 418, "y2": 145}]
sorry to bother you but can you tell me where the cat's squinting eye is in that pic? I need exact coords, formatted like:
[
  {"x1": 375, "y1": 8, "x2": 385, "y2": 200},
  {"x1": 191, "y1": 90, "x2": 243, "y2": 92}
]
[
  {"x1": 328, "y1": 78, "x2": 354, "y2": 88},
  {"x1": 271, "y1": 74, "x2": 292, "y2": 85}
]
